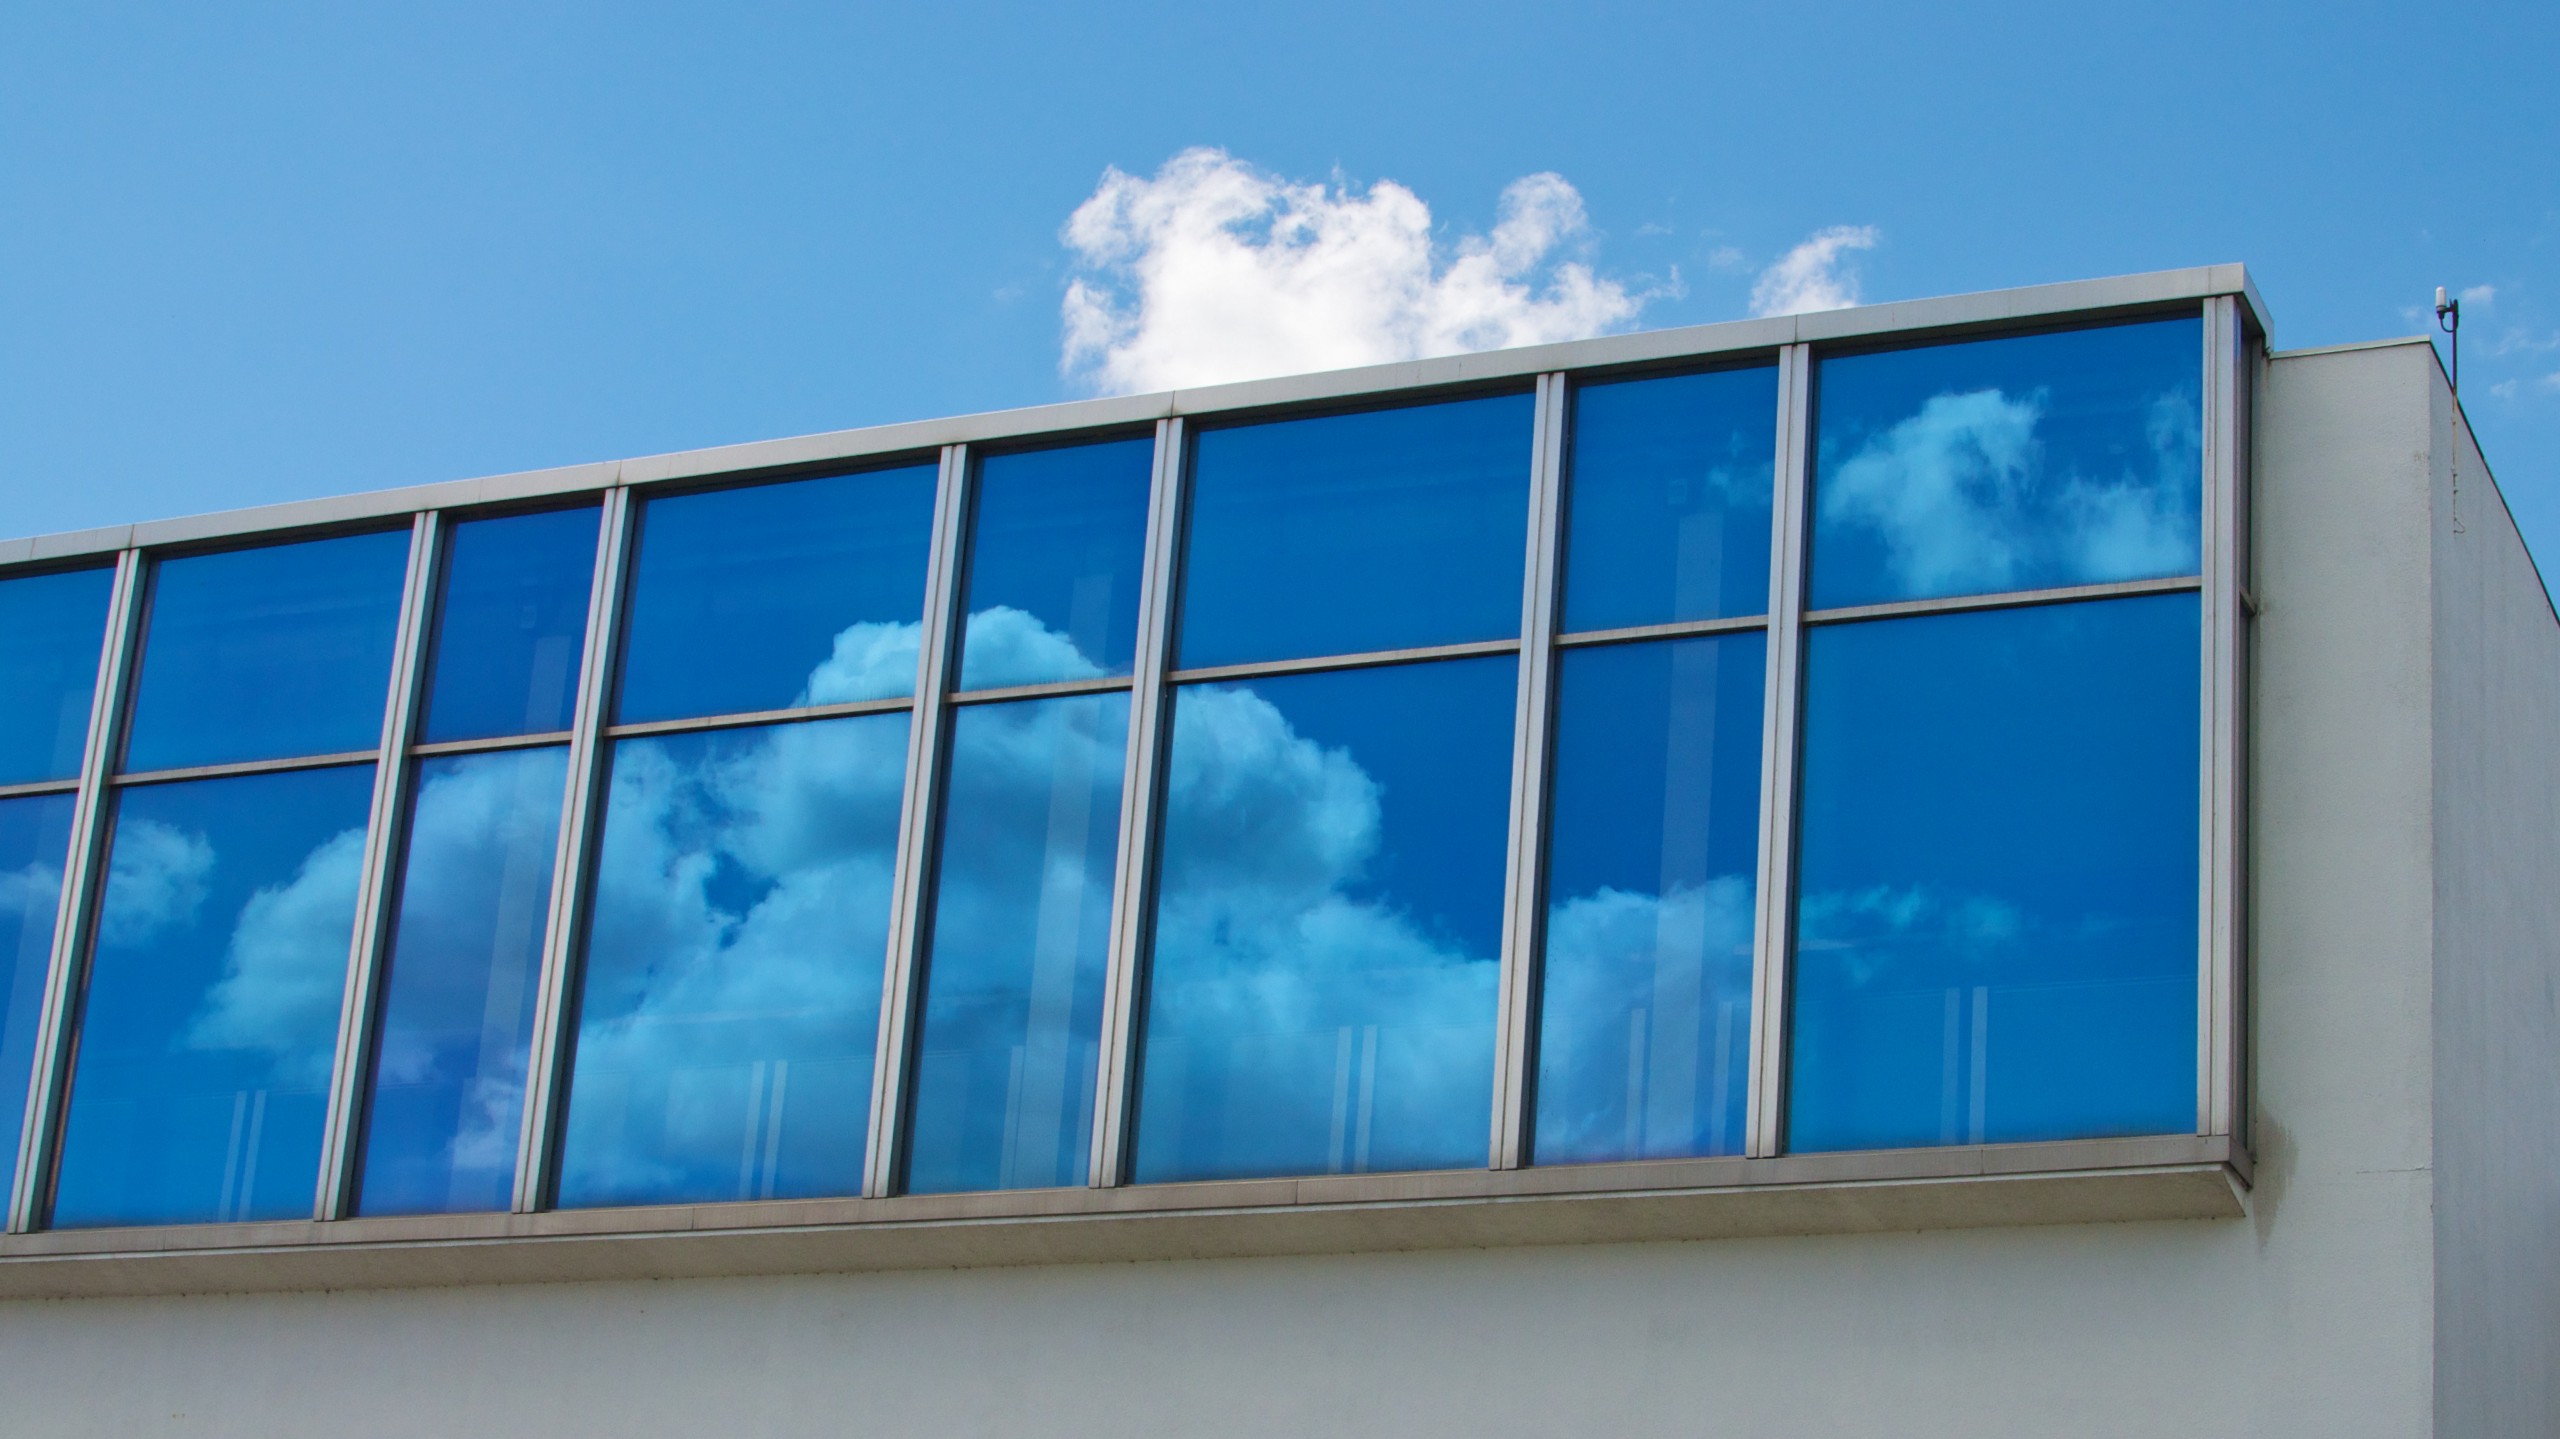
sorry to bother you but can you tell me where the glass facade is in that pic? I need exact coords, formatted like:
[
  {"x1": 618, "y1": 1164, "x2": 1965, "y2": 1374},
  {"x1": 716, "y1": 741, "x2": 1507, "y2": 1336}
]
[
  {"x1": 124, "y1": 531, "x2": 411, "y2": 772},
  {"x1": 55, "y1": 765, "x2": 377, "y2": 1226},
  {"x1": 0, "y1": 295, "x2": 2243, "y2": 1233},
  {"x1": 0, "y1": 567, "x2": 115, "y2": 785}
]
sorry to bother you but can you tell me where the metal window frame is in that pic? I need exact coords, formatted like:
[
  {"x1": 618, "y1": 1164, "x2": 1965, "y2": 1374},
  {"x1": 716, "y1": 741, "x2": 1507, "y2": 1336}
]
[
  {"x1": 1089, "y1": 417, "x2": 1186, "y2": 1187},
  {"x1": 7, "y1": 549, "x2": 144, "y2": 1234},
  {"x1": 314, "y1": 512, "x2": 443, "y2": 1218},
  {"x1": 1744, "y1": 343, "x2": 1814, "y2": 1160},
  {"x1": 511, "y1": 490, "x2": 636, "y2": 1213},
  {"x1": 0, "y1": 267, "x2": 2266, "y2": 1243},
  {"x1": 2199, "y1": 295, "x2": 2251, "y2": 1143},
  {"x1": 1489, "y1": 374, "x2": 1568, "y2": 1169},
  {"x1": 864, "y1": 444, "x2": 970, "y2": 1199}
]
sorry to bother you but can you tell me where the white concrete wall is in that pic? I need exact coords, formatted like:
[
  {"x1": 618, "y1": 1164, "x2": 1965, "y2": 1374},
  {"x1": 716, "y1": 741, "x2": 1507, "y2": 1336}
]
[
  {"x1": 0, "y1": 340, "x2": 2475, "y2": 1438},
  {"x1": 2428, "y1": 367, "x2": 2560, "y2": 1438}
]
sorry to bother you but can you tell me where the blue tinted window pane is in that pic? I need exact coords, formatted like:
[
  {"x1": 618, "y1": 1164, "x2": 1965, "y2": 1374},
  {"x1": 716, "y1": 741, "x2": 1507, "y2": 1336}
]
[
  {"x1": 0, "y1": 795, "x2": 77, "y2": 1169},
  {"x1": 1810, "y1": 317, "x2": 2203, "y2": 608},
  {"x1": 956, "y1": 440, "x2": 1153, "y2": 691},
  {"x1": 1133, "y1": 656, "x2": 1513, "y2": 1183},
  {"x1": 52, "y1": 765, "x2": 375, "y2": 1226},
  {"x1": 421, "y1": 508, "x2": 598, "y2": 742},
  {"x1": 1563, "y1": 368, "x2": 1777, "y2": 631},
  {"x1": 1788, "y1": 594, "x2": 2200, "y2": 1152},
  {"x1": 354, "y1": 747, "x2": 568, "y2": 1215},
  {"x1": 556, "y1": 711, "x2": 909, "y2": 1207},
  {"x1": 126, "y1": 531, "x2": 411, "y2": 771},
  {"x1": 617, "y1": 467, "x2": 938, "y2": 723},
  {"x1": 1535, "y1": 633, "x2": 1764, "y2": 1164},
  {"x1": 1179, "y1": 395, "x2": 1533, "y2": 667},
  {"x1": 0, "y1": 567, "x2": 113, "y2": 785},
  {"x1": 904, "y1": 692, "x2": 1127, "y2": 1194}
]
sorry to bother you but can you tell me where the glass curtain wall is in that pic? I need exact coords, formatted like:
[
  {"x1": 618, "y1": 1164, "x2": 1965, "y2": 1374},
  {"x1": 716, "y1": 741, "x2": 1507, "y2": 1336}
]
[
  {"x1": 53, "y1": 530, "x2": 411, "y2": 1226},
  {"x1": 352, "y1": 506, "x2": 599, "y2": 1215},
  {"x1": 1132, "y1": 394, "x2": 1532, "y2": 1184},
  {"x1": 1786, "y1": 317, "x2": 2205, "y2": 1151},
  {"x1": 554, "y1": 463, "x2": 935, "y2": 1209},
  {"x1": 0, "y1": 564, "x2": 116, "y2": 1179},
  {"x1": 1533, "y1": 364, "x2": 1778, "y2": 1165},
  {"x1": 901, "y1": 437, "x2": 1152, "y2": 1195},
  {"x1": 0, "y1": 301, "x2": 2228, "y2": 1233}
]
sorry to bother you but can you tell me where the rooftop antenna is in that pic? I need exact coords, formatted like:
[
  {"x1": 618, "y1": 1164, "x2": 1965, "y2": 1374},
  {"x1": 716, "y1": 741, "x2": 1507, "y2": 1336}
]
[
  {"x1": 2435, "y1": 286, "x2": 2466, "y2": 534},
  {"x1": 2435, "y1": 286, "x2": 2461, "y2": 395}
]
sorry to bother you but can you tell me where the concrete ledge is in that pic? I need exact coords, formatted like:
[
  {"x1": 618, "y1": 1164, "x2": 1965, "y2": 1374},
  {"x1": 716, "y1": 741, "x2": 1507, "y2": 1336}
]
[{"x1": 0, "y1": 1135, "x2": 2246, "y2": 1299}]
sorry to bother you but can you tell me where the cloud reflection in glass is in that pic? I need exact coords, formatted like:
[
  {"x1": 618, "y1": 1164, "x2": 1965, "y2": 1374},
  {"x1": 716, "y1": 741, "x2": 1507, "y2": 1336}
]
[
  {"x1": 1534, "y1": 633, "x2": 1764, "y2": 1164},
  {"x1": 53, "y1": 765, "x2": 376, "y2": 1227},
  {"x1": 1810, "y1": 318, "x2": 2203, "y2": 609},
  {"x1": 1787, "y1": 594, "x2": 2200, "y2": 1152},
  {"x1": 903, "y1": 691, "x2": 1127, "y2": 1194},
  {"x1": 1133, "y1": 656, "x2": 1514, "y2": 1183},
  {"x1": 555, "y1": 709, "x2": 909, "y2": 1207},
  {"x1": 355, "y1": 747, "x2": 568, "y2": 1215}
]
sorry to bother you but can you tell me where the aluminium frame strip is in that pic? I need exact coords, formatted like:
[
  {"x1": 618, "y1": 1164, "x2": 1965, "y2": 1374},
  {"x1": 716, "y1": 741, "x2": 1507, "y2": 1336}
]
[
  {"x1": 863, "y1": 444, "x2": 970, "y2": 1199},
  {"x1": 1489, "y1": 373, "x2": 1568, "y2": 1169},
  {"x1": 1088, "y1": 417, "x2": 1185, "y2": 1186},
  {"x1": 1744, "y1": 342, "x2": 1813, "y2": 1160},
  {"x1": 511, "y1": 490, "x2": 636, "y2": 1213},
  {"x1": 8, "y1": 549, "x2": 145, "y2": 1233},
  {"x1": 314, "y1": 512, "x2": 443, "y2": 1218},
  {"x1": 2198, "y1": 296, "x2": 2250, "y2": 1141}
]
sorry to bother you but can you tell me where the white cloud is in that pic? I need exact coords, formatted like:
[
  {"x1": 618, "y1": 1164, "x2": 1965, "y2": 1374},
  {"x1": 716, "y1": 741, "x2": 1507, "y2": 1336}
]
[
  {"x1": 1059, "y1": 147, "x2": 1644, "y2": 395},
  {"x1": 1535, "y1": 879, "x2": 1756, "y2": 1161},
  {"x1": 0, "y1": 861, "x2": 64, "y2": 926},
  {"x1": 1706, "y1": 244, "x2": 1747, "y2": 273},
  {"x1": 184, "y1": 825, "x2": 367, "y2": 1088},
  {"x1": 1819, "y1": 384, "x2": 2202, "y2": 596},
  {"x1": 1140, "y1": 680, "x2": 1499, "y2": 1178},
  {"x1": 357, "y1": 747, "x2": 569, "y2": 1203},
  {"x1": 956, "y1": 604, "x2": 1108, "y2": 690},
  {"x1": 1749, "y1": 225, "x2": 1880, "y2": 317},
  {"x1": 97, "y1": 818, "x2": 214, "y2": 948},
  {"x1": 2461, "y1": 284, "x2": 2497, "y2": 308}
]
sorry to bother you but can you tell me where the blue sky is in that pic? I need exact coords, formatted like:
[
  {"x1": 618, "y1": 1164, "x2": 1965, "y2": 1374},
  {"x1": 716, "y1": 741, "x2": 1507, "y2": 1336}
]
[{"x1": 4, "y1": 1, "x2": 2555, "y2": 559}]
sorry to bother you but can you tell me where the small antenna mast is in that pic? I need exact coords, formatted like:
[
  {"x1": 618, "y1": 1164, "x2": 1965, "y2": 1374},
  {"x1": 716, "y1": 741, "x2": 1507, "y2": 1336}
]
[{"x1": 2435, "y1": 286, "x2": 2465, "y2": 534}]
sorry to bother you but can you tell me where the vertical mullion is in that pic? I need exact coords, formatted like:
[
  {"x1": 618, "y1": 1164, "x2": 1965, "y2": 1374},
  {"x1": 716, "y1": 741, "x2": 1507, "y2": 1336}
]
[
  {"x1": 2199, "y1": 296, "x2": 2245, "y2": 1140},
  {"x1": 8, "y1": 548, "x2": 145, "y2": 1234},
  {"x1": 315, "y1": 512, "x2": 442, "y2": 1218},
  {"x1": 1745, "y1": 342, "x2": 1813, "y2": 1160},
  {"x1": 1089, "y1": 416, "x2": 1184, "y2": 1188},
  {"x1": 511, "y1": 488, "x2": 634, "y2": 1213},
  {"x1": 863, "y1": 443, "x2": 969, "y2": 1199},
  {"x1": 1490, "y1": 374, "x2": 1567, "y2": 1169}
]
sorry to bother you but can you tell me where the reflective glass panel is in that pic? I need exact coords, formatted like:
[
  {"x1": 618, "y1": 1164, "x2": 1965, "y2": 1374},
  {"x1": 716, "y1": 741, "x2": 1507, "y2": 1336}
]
[
  {"x1": 0, "y1": 794, "x2": 77, "y2": 1168},
  {"x1": 1133, "y1": 656, "x2": 1514, "y2": 1183},
  {"x1": 420, "y1": 507, "x2": 599, "y2": 742},
  {"x1": 617, "y1": 466, "x2": 938, "y2": 723},
  {"x1": 1535, "y1": 633, "x2": 1765, "y2": 1164},
  {"x1": 556, "y1": 711, "x2": 909, "y2": 1207},
  {"x1": 1788, "y1": 593, "x2": 2200, "y2": 1152},
  {"x1": 1179, "y1": 394, "x2": 1534, "y2": 667},
  {"x1": 354, "y1": 747, "x2": 568, "y2": 1215},
  {"x1": 956, "y1": 439, "x2": 1153, "y2": 691},
  {"x1": 52, "y1": 765, "x2": 375, "y2": 1227},
  {"x1": 904, "y1": 692, "x2": 1127, "y2": 1194},
  {"x1": 125, "y1": 531, "x2": 411, "y2": 771},
  {"x1": 1810, "y1": 317, "x2": 2203, "y2": 609},
  {"x1": 0, "y1": 566, "x2": 114, "y2": 785},
  {"x1": 1562, "y1": 367, "x2": 1778, "y2": 631}
]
